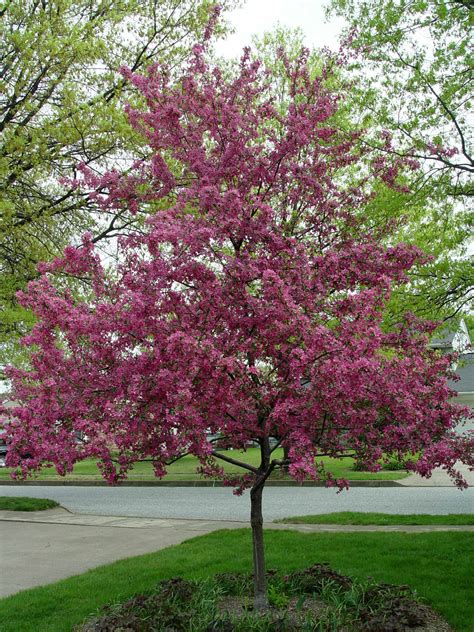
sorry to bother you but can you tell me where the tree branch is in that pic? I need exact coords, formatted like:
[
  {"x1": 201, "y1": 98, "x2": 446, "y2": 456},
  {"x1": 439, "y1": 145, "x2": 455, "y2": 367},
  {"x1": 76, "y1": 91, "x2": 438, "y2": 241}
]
[{"x1": 211, "y1": 449, "x2": 259, "y2": 473}]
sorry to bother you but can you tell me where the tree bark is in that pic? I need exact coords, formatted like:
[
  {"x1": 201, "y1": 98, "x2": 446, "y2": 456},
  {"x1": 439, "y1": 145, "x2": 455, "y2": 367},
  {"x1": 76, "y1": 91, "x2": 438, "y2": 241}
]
[
  {"x1": 250, "y1": 482, "x2": 268, "y2": 610},
  {"x1": 282, "y1": 445, "x2": 290, "y2": 472}
]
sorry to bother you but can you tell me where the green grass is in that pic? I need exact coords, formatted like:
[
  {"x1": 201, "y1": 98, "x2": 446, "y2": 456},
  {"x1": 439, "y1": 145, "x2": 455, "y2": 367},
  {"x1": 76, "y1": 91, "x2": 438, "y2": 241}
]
[
  {"x1": 276, "y1": 512, "x2": 474, "y2": 525},
  {"x1": 0, "y1": 450, "x2": 408, "y2": 481},
  {"x1": 0, "y1": 530, "x2": 472, "y2": 632},
  {"x1": 0, "y1": 496, "x2": 59, "y2": 511}
]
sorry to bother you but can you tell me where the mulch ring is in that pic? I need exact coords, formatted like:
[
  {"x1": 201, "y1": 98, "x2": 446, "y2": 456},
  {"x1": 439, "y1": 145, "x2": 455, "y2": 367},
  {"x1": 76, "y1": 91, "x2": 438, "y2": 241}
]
[{"x1": 78, "y1": 564, "x2": 453, "y2": 631}]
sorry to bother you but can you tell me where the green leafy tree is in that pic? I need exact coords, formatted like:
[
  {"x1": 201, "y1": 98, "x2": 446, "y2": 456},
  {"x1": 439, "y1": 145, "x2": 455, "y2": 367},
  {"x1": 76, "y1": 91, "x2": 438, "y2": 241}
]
[
  {"x1": 0, "y1": 0, "x2": 237, "y2": 372},
  {"x1": 327, "y1": 0, "x2": 473, "y2": 326},
  {"x1": 328, "y1": 0, "x2": 473, "y2": 194}
]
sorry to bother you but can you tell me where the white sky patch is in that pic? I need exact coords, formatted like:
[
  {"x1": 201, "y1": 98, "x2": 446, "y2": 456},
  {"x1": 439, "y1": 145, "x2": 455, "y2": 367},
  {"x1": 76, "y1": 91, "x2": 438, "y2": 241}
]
[{"x1": 215, "y1": 0, "x2": 346, "y2": 58}]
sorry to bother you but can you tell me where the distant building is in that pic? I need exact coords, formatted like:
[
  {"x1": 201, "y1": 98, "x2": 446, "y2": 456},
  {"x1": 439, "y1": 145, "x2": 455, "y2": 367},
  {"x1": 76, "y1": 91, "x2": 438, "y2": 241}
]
[
  {"x1": 430, "y1": 318, "x2": 472, "y2": 354},
  {"x1": 430, "y1": 319, "x2": 473, "y2": 433}
]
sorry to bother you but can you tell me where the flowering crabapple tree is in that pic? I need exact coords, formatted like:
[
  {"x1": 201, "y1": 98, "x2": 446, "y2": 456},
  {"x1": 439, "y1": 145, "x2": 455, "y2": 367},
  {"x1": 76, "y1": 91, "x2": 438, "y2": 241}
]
[{"x1": 4, "y1": 45, "x2": 472, "y2": 610}]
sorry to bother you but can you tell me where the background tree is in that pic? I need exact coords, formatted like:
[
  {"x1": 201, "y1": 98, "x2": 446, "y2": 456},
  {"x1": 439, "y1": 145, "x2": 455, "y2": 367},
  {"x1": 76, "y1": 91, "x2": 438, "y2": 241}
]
[
  {"x1": 328, "y1": 0, "x2": 473, "y2": 193},
  {"x1": 327, "y1": 0, "x2": 473, "y2": 329},
  {"x1": 0, "y1": 0, "x2": 237, "y2": 371},
  {"x1": 5, "y1": 46, "x2": 471, "y2": 610}
]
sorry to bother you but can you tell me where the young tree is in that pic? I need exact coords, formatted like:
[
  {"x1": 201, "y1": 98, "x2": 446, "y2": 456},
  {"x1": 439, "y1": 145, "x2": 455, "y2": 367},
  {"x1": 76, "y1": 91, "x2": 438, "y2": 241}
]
[{"x1": 4, "y1": 46, "x2": 472, "y2": 610}]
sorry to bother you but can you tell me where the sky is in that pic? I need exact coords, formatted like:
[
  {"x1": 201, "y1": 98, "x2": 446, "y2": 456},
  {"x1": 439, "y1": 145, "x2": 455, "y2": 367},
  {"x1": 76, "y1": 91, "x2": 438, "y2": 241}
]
[{"x1": 215, "y1": 0, "x2": 346, "y2": 58}]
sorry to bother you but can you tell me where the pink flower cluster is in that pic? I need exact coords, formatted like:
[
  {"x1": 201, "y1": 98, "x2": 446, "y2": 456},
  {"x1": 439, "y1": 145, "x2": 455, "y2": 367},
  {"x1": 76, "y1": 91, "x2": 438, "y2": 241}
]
[{"x1": 4, "y1": 45, "x2": 472, "y2": 489}]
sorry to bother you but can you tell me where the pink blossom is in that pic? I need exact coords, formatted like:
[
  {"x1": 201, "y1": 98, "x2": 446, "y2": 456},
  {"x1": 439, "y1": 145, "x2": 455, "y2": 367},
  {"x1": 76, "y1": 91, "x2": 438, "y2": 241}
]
[{"x1": 4, "y1": 44, "x2": 472, "y2": 493}]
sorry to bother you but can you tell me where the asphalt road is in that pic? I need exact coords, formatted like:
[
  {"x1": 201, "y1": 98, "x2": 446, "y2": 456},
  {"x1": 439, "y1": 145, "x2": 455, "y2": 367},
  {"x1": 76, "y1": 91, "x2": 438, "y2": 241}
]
[{"x1": 1, "y1": 485, "x2": 472, "y2": 521}]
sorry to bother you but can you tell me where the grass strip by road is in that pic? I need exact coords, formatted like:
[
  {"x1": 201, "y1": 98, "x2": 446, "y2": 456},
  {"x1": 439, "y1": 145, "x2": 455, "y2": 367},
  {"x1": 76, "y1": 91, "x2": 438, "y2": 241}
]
[
  {"x1": 0, "y1": 496, "x2": 59, "y2": 511},
  {"x1": 0, "y1": 450, "x2": 408, "y2": 482},
  {"x1": 0, "y1": 530, "x2": 472, "y2": 632},
  {"x1": 276, "y1": 512, "x2": 474, "y2": 525}
]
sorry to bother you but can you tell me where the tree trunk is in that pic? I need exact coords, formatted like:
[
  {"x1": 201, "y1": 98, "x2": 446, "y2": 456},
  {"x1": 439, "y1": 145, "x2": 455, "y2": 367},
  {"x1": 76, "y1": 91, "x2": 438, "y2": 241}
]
[
  {"x1": 250, "y1": 482, "x2": 268, "y2": 610},
  {"x1": 282, "y1": 445, "x2": 290, "y2": 472}
]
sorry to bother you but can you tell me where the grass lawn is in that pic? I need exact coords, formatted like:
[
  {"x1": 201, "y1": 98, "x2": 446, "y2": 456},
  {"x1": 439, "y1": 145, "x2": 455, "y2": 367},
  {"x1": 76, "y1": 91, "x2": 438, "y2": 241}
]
[
  {"x1": 276, "y1": 511, "x2": 474, "y2": 525},
  {"x1": 0, "y1": 449, "x2": 408, "y2": 481},
  {"x1": 0, "y1": 496, "x2": 59, "y2": 511},
  {"x1": 0, "y1": 530, "x2": 472, "y2": 632}
]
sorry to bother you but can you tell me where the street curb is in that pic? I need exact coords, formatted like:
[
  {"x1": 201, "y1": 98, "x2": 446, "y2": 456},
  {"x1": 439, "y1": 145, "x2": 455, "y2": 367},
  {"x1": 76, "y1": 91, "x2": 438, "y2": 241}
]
[{"x1": 0, "y1": 479, "x2": 404, "y2": 487}]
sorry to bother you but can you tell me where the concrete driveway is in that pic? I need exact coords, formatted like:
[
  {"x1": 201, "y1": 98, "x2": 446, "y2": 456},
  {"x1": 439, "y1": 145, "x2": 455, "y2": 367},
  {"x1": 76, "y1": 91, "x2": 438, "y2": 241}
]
[{"x1": 0, "y1": 508, "x2": 242, "y2": 598}]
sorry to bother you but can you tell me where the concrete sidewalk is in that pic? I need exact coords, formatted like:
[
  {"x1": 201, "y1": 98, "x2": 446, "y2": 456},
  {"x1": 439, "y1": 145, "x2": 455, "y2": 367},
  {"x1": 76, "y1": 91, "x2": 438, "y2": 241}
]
[
  {"x1": 399, "y1": 462, "x2": 474, "y2": 487},
  {"x1": 3, "y1": 507, "x2": 474, "y2": 531},
  {"x1": 1, "y1": 507, "x2": 473, "y2": 598}
]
